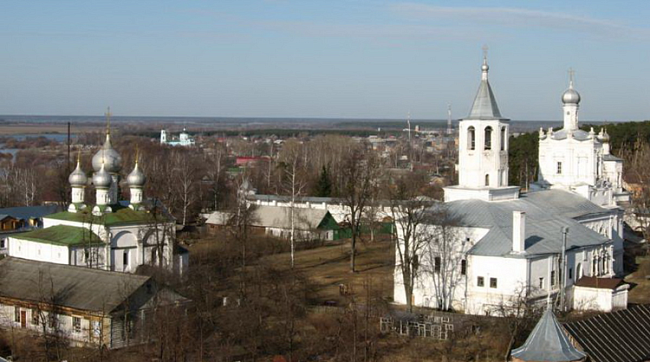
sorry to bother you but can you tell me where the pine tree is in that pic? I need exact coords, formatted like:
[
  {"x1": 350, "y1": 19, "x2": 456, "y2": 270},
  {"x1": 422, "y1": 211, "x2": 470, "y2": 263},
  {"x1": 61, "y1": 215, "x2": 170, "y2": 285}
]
[{"x1": 315, "y1": 165, "x2": 332, "y2": 197}]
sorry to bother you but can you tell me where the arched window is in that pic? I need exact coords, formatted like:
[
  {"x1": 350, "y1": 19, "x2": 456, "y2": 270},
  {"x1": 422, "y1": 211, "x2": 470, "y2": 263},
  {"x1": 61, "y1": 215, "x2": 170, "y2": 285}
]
[
  {"x1": 484, "y1": 126, "x2": 492, "y2": 150},
  {"x1": 576, "y1": 263, "x2": 582, "y2": 279},
  {"x1": 485, "y1": 174, "x2": 490, "y2": 186},
  {"x1": 468, "y1": 126, "x2": 475, "y2": 150},
  {"x1": 500, "y1": 127, "x2": 506, "y2": 150}
]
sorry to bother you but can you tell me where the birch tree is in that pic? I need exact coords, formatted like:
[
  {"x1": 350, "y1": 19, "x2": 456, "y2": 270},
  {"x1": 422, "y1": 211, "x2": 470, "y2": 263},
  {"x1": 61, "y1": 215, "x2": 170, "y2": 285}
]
[{"x1": 279, "y1": 140, "x2": 307, "y2": 268}]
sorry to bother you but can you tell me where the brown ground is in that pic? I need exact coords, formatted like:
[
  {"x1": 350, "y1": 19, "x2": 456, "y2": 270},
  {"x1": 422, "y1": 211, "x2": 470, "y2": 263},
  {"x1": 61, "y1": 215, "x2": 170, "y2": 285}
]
[
  {"x1": 262, "y1": 236, "x2": 395, "y2": 305},
  {"x1": 625, "y1": 255, "x2": 650, "y2": 304}
]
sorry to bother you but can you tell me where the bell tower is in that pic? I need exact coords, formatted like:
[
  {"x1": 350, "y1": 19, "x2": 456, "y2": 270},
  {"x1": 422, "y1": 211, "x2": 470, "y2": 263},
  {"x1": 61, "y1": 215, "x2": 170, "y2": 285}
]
[{"x1": 445, "y1": 48, "x2": 519, "y2": 202}]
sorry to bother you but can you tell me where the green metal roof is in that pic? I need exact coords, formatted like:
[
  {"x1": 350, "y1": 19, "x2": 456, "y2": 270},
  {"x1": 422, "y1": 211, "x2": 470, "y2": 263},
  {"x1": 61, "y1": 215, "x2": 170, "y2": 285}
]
[{"x1": 17, "y1": 225, "x2": 103, "y2": 247}]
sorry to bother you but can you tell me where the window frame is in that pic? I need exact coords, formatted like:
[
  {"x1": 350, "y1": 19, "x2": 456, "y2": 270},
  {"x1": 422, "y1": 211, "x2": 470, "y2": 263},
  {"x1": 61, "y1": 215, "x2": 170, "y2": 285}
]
[
  {"x1": 477, "y1": 276, "x2": 484, "y2": 287},
  {"x1": 489, "y1": 277, "x2": 497, "y2": 289}
]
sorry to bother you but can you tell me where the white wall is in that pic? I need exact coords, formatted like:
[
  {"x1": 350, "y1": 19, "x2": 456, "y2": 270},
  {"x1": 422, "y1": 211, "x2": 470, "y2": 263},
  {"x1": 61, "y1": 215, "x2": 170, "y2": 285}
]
[{"x1": 7, "y1": 238, "x2": 69, "y2": 265}]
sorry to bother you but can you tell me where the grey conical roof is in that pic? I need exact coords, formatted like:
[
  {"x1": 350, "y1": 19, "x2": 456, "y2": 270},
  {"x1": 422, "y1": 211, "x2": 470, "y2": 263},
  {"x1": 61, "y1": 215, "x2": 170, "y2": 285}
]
[
  {"x1": 511, "y1": 309, "x2": 586, "y2": 362},
  {"x1": 466, "y1": 59, "x2": 503, "y2": 120}
]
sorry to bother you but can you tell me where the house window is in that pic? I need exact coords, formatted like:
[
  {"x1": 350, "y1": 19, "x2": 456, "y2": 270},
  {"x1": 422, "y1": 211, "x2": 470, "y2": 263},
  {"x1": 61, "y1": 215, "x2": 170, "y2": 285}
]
[
  {"x1": 485, "y1": 174, "x2": 490, "y2": 186},
  {"x1": 468, "y1": 126, "x2": 476, "y2": 150},
  {"x1": 92, "y1": 320, "x2": 101, "y2": 338},
  {"x1": 73, "y1": 316, "x2": 81, "y2": 334},
  {"x1": 557, "y1": 162, "x2": 562, "y2": 174},
  {"x1": 477, "y1": 276, "x2": 484, "y2": 287},
  {"x1": 0, "y1": 238, "x2": 5, "y2": 248},
  {"x1": 461, "y1": 260, "x2": 467, "y2": 275},
  {"x1": 123, "y1": 251, "x2": 129, "y2": 266},
  {"x1": 48, "y1": 314, "x2": 57, "y2": 329},
  {"x1": 500, "y1": 127, "x2": 506, "y2": 150},
  {"x1": 551, "y1": 271, "x2": 556, "y2": 286},
  {"x1": 539, "y1": 277, "x2": 544, "y2": 289},
  {"x1": 569, "y1": 268, "x2": 573, "y2": 280},
  {"x1": 32, "y1": 309, "x2": 39, "y2": 325},
  {"x1": 484, "y1": 126, "x2": 492, "y2": 150},
  {"x1": 434, "y1": 256, "x2": 441, "y2": 273},
  {"x1": 14, "y1": 306, "x2": 20, "y2": 323}
]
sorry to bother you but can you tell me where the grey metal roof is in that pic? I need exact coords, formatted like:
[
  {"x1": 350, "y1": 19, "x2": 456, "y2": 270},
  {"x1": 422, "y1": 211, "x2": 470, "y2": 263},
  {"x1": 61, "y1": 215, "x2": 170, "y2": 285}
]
[
  {"x1": 0, "y1": 257, "x2": 151, "y2": 313},
  {"x1": 0, "y1": 205, "x2": 61, "y2": 221},
  {"x1": 443, "y1": 189, "x2": 611, "y2": 257},
  {"x1": 603, "y1": 154, "x2": 622, "y2": 162},
  {"x1": 253, "y1": 205, "x2": 332, "y2": 230},
  {"x1": 249, "y1": 194, "x2": 341, "y2": 204},
  {"x1": 511, "y1": 309, "x2": 586, "y2": 362},
  {"x1": 563, "y1": 304, "x2": 650, "y2": 362},
  {"x1": 551, "y1": 129, "x2": 591, "y2": 141},
  {"x1": 467, "y1": 74, "x2": 503, "y2": 120}
]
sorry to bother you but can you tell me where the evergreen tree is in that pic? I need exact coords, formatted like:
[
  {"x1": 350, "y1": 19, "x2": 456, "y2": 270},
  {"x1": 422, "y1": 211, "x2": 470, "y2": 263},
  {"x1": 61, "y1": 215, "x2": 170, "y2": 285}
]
[{"x1": 315, "y1": 165, "x2": 332, "y2": 197}]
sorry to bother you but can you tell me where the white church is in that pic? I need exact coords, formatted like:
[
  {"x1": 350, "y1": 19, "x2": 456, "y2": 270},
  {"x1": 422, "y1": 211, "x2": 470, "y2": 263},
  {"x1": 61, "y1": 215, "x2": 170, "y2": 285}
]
[
  {"x1": 7, "y1": 120, "x2": 187, "y2": 275},
  {"x1": 394, "y1": 56, "x2": 628, "y2": 315}
]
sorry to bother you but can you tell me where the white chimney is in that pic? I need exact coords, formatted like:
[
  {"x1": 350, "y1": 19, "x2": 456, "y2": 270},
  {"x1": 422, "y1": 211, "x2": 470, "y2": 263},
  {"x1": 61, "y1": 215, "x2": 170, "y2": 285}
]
[{"x1": 512, "y1": 211, "x2": 526, "y2": 253}]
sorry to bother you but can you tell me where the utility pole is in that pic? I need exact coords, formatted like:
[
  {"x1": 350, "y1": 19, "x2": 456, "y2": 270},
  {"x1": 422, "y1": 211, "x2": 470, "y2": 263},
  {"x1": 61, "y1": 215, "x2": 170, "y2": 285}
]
[
  {"x1": 67, "y1": 122, "x2": 71, "y2": 175},
  {"x1": 560, "y1": 227, "x2": 568, "y2": 312}
]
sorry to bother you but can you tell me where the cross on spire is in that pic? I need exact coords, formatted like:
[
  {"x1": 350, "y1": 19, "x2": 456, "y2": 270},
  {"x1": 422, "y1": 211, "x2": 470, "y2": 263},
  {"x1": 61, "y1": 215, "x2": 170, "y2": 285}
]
[
  {"x1": 482, "y1": 44, "x2": 488, "y2": 61},
  {"x1": 105, "y1": 107, "x2": 112, "y2": 135},
  {"x1": 568, "y1": 68, "x2": 575, "y2": 88}
]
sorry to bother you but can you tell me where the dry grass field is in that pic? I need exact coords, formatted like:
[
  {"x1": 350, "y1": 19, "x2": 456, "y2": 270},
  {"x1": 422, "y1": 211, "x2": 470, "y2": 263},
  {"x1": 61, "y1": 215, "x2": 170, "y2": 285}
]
[
  {"x1": 263, "y1": 236, "x2": 395, "y2": 305},
  {"x1": 626, "y1": 255, "x2": 650, "y2": 304}
]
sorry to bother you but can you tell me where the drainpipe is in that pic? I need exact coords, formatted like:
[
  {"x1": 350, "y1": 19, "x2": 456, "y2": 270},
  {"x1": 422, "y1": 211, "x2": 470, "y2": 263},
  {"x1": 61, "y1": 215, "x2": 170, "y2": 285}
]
[{"x1": 560, "y1": 227, "x2": 568, "y2": 312}]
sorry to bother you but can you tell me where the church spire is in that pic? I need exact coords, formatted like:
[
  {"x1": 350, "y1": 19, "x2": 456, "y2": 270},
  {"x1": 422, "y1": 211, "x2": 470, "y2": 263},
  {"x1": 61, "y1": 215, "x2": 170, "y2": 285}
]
[{"x1": 467, "y1": 46, "x2": 503, "y2": 120}]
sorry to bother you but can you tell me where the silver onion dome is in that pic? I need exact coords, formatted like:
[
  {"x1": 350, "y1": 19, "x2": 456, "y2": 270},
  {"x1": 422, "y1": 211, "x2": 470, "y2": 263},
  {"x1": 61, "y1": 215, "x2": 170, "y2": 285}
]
[
  {"x1": 562, "y1": 88, "x2": 581, "y2": 104},
  {"x1": 92, "y1": 163, "x2": 112, "y2": 188},
  {"x1": 127, "y1": 161, "x2": 146, "y2": 187},
  {"x1": 92, "y1": 134, "x2": 122, "y2": 173},
  {"x1": 68, "y1": 160, "x2": 88, "y2": 187}
]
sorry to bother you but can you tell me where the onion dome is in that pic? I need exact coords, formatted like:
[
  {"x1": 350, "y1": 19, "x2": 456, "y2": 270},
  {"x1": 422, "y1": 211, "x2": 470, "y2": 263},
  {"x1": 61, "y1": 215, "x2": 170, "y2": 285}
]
[
  {"x1": 562, "y1": 88, "x2": 581, "y2": 104},
  {"x1": 127, "y1": 160, "x2": 146, "y2": 187},
  {"x1": 92, "y1": 162, "x2": 112, "y2": 188},
  {"x1": 92, "y1": 133, "x2": 122, "y2": 173},
  {"x1": 562, "y1": 73, "x2": 581, "y2": 105},
  {"x1": 68, "y1": 159, "x2": 88, "y2": 187}
]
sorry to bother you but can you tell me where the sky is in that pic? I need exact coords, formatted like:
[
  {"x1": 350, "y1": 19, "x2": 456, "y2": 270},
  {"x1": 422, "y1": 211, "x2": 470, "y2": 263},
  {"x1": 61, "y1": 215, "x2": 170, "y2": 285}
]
[{"x1": 0, "y1": 0, "x2": 649, "y2": 121}]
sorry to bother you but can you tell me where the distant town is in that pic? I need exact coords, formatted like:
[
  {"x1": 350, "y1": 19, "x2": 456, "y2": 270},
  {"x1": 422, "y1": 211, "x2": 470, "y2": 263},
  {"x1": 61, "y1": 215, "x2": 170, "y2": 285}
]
[{"x1": 0, "y1": 54, "x2": 648, "y2": 362}]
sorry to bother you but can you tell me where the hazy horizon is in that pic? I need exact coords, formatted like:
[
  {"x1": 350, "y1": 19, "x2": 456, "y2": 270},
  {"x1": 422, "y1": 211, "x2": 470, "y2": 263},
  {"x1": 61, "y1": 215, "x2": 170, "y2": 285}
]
[{"x1": 1, "y1": 1, "x2": 648, "y2": 121}]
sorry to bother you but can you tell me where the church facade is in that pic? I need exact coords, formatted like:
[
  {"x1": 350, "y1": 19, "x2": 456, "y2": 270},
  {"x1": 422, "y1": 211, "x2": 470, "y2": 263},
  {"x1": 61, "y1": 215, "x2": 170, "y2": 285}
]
[
  {"x1": 7, "y1": 121, "x2": 185, "y2": 275},
  {"x1": 394, "y1": 57, "x2": 626, "y2": 315}
]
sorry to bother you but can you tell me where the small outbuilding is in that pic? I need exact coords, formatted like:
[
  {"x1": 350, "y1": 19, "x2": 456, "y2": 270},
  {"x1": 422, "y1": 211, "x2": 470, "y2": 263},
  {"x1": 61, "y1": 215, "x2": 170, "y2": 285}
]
[
  {"x1": 571, "y1": 277, "x2": 628, "y2": 312},
  {"x1": 0, "y1": 257, "x2": 190, "y2": 349}
]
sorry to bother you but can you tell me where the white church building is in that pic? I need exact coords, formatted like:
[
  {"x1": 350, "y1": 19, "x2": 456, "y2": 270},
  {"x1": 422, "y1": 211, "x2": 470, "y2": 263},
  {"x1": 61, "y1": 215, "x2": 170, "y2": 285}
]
[
  {"x1": 394, "y1": 56, "x2": 626, "y2": 315},
  {"x1": 7, "y1": 121, "x2": 187, "y2": 275}
]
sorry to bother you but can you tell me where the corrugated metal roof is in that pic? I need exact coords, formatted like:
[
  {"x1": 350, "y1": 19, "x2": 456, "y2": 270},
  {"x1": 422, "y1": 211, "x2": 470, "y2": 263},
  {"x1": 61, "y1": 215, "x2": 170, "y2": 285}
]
[
  {"x1": 443, "y1": 189, "x2": 611, "y2": 257},
  {"x1": 511, "y1": 309, "x2": 586, "y2": 362},
  {"x1": 0, "y1": 257, "x2": 150, "y2": 313},
  {"x1": 253, "y1": 205, "x2": 331, "y2": 230},
  {"x1": 563, "y1": 304, "x2": 650, "y2": 362}
]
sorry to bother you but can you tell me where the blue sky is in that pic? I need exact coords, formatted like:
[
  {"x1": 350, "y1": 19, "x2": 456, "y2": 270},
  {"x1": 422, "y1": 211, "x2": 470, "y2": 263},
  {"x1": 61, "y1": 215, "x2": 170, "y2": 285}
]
[{"x1": 0, "y1": 0, "x2": 649, "y2": 121}]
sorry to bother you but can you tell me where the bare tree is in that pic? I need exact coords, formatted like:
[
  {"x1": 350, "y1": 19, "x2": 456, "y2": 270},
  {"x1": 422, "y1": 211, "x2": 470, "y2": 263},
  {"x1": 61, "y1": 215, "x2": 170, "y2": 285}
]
[
  {"x1": 388, "y1": 173, "x2": 436, "y2": 312},
  {"x1": 340, "y1": 146, "x2": 381, "y2": 272},
  {"x1": 278, "y1": 140, "x2": 307, "y2": 268},
  {"x1": 421, "y1": 205, "x2": 468, "y2": 311}
]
